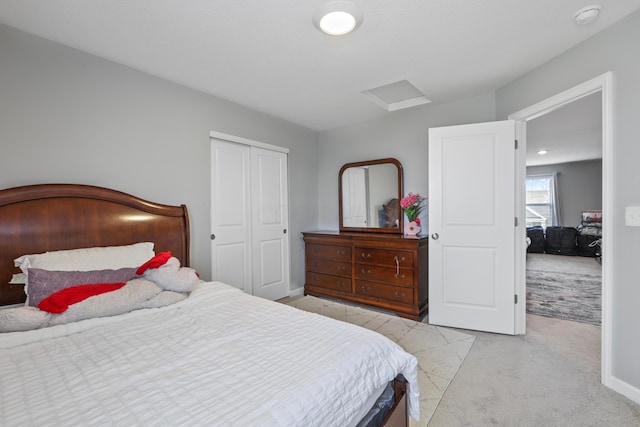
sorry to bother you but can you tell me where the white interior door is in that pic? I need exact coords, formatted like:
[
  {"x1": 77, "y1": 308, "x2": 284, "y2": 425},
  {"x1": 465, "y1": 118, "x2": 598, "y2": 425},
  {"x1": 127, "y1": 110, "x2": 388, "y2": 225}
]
[
  {"x1": 211, "y1": 139, "x2": 251, "y2": 292},
  {"x1": 428, "y1": 120, "x2": 517, "y2": 334},
  {"x1": 251, "y1": 147, "x2": 290, "y2": 300},
  {"x1": 342, "y1": 167, "x2": 368, "y2": 227}
]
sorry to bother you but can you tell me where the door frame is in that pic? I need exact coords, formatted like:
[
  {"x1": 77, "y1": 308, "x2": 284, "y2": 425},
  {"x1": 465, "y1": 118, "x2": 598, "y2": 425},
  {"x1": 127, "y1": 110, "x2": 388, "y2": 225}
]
[
  {"x1": 209, "y1": 131, "x2": 291, "y2": 296},
  {"x1": 508, "y1": 72, "x2": 613, "y2": 386}
]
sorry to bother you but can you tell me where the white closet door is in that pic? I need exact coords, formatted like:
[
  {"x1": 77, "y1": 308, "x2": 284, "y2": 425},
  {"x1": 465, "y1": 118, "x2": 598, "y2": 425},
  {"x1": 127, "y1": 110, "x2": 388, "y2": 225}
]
[
  {"x1": 251, "y1": 148, "x2": 289, "y2": 300},
  {"x1": 211, "y1": 138, "x2": 290, "y2": 300},
  {"x1": 211, "y1": 139, "x2": 251, "y2": 292},
  {"x1": 342, "y1": 167, "x2": 368, "y2": 227}
]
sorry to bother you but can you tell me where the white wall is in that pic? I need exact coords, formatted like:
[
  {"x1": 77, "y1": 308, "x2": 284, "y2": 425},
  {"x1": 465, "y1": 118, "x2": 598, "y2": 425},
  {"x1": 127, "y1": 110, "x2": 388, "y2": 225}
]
[
  {"x1": 0, "y1": 24, "x2": 318, "y2": 290},
  {"x1": 317, "y1": 93, "x2": 497, "y2": 232},
  {"x1": 496, "y1": 10, "x2": 640, "y2": 397}
]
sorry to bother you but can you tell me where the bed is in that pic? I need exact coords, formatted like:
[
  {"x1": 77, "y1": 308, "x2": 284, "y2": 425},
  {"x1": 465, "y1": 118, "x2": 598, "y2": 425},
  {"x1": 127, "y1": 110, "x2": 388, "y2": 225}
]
[{"x1": 0, "y1": 184, "x2": 419, "y2": 427}]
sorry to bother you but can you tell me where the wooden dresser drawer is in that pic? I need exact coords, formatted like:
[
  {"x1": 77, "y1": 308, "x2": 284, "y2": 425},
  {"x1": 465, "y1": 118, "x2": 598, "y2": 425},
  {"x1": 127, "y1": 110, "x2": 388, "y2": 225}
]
[
  {"x1": 306, "y1": 272, "x2": 351, "y2": 293},
  {"x1": 308, "y1": 258, "x2": 351, "y2": 277},
  {"x1": 355, "y1": 280, "x2": 414, "y2": 305},
  {"x1": 355, "y1": 247, "x2": 414, "y2": 268},
  {"x1": 354, "y1": 263, "x2": 413, "y2": 286},
  {"x1": 307, "y1": 243, "x2": 351, "y2": 261},
  {"x1": 303, "y1": 231, "x2": 428, "y2": 320}
]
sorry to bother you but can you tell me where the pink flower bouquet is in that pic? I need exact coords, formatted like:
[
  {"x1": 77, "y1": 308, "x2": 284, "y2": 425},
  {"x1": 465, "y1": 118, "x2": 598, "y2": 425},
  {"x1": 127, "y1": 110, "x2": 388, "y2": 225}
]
[{"x1": 400, "y1": 193, "x2": 425, "y2": 222}]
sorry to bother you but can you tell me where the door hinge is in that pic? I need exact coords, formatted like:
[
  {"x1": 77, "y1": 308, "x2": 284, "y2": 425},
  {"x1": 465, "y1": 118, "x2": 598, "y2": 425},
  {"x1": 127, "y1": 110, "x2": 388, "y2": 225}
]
[
  {"x1": 515, "y1": 294, "x2": 518, "y2": 304},
  {"x1": 515, "y1": 139, "x2": 519, "y2": 149},
  {"x1": 514, "y1": 217, "x2": 519, "y2": 227}
]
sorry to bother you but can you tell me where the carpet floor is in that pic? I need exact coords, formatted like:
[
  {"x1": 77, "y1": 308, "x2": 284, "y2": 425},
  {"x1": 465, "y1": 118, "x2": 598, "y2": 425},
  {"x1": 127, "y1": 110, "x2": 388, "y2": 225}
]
[
  {"x1": 284, "y1": 296, "x2": 475, "y2": 427},
  {"x1": 526, "y1": 254, "x2": 602, "y2": 325}
]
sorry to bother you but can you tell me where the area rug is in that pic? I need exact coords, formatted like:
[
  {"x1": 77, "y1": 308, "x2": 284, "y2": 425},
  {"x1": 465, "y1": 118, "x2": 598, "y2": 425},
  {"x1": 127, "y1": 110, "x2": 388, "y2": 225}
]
[
  {"x1": 285, "y1": 296, "x2": 475, "y2": 427},
  {"x1": 526, "y1": 269, "x2": 601, "y2": 325}
]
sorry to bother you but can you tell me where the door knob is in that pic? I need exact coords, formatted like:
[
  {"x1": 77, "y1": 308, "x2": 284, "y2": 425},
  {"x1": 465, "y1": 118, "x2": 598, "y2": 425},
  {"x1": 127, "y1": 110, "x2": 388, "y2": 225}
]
[
  {"x1": 431, "y1": 233, "x2": 439, "y2": 240},
  {"x1": 283, "y1": 229, "x2": 287, "y2": 234},
  {"x1": 210, "y1": 234, "x2": 216, "y2": 240}
]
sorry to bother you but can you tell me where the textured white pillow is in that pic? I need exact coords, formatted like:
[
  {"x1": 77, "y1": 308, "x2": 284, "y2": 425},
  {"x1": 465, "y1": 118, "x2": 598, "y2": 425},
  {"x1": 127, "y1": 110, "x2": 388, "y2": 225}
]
[
  {"x1": 9, "y1": 273, "x2": 27, "y2": 284},
  {"x1": 14, "y1": 242, "x2": 155, "y2": 274},
  {"x1": 14, "y1": 242, "x2": 155, "y2": 305}
]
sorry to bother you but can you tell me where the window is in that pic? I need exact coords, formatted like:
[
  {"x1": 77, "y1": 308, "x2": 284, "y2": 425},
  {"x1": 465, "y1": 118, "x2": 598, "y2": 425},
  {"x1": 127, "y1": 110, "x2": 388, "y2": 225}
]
[{"x1": 526, "y1": 173, "x2": 560, "y2": 229}]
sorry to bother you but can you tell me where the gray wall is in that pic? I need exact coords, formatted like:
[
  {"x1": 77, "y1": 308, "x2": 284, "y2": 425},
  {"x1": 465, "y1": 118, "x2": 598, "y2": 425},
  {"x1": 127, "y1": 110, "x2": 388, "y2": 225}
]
[
  {"x1": 497, "y1": 11, "x2": 640, "y2": 391},
  {"x1": 0, "y1": 24, "x2": 318, "y2": 290},
  {"x1": 527, "y1": 159, "x2": 602, "y2": 227},
  {"x1": 317, "y1": 93, "x2": 497, "y2": 232}
]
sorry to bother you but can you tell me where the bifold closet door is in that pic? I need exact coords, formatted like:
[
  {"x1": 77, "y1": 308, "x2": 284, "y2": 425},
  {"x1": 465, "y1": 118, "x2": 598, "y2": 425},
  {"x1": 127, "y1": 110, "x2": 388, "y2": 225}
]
[{"x1": 211, "y1": 138, "x2": 289, "y2": 300}]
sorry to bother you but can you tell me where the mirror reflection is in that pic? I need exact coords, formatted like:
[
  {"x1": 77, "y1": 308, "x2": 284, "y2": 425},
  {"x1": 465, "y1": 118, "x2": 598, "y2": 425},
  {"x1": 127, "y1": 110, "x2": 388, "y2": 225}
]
[{"x1": 339, "y1": 158, "x2": 403, "y2": 233}]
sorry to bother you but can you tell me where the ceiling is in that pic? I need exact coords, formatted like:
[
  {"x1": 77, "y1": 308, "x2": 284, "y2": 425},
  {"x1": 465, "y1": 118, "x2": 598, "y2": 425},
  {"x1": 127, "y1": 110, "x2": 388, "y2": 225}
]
[
  {"x1": 526, "y1": 91, "x2": 603, "y2": 166},
  {"x1": 1, "y1": 1, "x2": 639, "y2": 132}
]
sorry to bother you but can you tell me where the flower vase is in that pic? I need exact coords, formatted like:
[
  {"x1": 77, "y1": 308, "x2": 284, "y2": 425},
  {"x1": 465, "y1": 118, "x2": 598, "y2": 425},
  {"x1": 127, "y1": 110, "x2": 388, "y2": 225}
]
[{"x1": 405, "y1": 220, "x2": 421, "y2": 237}]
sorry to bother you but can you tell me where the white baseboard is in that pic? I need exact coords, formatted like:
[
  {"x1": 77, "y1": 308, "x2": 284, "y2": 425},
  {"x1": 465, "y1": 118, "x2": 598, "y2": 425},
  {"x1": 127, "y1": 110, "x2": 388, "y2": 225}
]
[
  {"x1": 607, "y1": 375, "x2": 640, "y2": 405},
  {"x1": 289, "y1": 286, "x2": 305, "y2": 297}
]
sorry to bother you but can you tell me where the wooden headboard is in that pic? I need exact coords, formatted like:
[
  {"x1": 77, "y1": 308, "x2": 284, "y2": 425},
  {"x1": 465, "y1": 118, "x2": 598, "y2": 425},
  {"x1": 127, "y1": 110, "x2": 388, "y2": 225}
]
[{"x1": 0, "y1": 184, "x2": 190, "y2": 305}]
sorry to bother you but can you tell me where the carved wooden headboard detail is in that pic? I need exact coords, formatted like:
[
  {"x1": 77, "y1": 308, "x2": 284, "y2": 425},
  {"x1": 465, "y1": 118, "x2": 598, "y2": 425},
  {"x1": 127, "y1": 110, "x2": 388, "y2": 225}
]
[{"x1": 0, "y1": 184, "x2": 190, "y2": 305}]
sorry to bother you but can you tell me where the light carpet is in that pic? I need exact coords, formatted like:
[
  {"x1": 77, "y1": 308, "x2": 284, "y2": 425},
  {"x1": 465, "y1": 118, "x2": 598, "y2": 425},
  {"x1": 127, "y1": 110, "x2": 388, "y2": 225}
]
[
  {"x1": 526, "y1": 269, "x2": 601, "y2": 325},
  {"x1": 285, "y1": 296, "x2": 475, "y2": 427}
]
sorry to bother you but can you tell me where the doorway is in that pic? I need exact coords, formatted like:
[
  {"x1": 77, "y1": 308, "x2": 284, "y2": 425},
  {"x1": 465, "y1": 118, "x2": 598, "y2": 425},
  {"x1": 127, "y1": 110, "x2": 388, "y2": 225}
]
[
  {"x1": 525, "y1": 93, "x2": 602, "y2": 326},
  {"x1": 509, "y1": 72, "x2": 613, "y2": 386}
]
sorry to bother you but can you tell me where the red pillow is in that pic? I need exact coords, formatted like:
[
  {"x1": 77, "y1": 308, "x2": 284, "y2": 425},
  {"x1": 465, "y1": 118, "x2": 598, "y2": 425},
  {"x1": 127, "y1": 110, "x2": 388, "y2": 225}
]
[
  {"x1": 136, "y1": 251, "x2": 172, "y2": 275},
  {"x1": 38, "y1": 283, "x2": 126, "y2": 314}
]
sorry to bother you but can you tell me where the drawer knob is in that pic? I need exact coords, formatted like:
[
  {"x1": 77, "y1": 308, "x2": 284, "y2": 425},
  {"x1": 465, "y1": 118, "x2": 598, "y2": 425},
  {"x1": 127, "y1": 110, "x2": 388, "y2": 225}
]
[
  {"x1": 394, "y1": 291, "x2": 405, "y2": 299},
  {"x1": 361, "y1": 269, "x2": 371, "y2": 275},
  {"x1": 361, "y1": 253, "x2": 371, "y2": 259},
  {"x1": 337, "y1": 281, "x2": 345, "y2": 288},
  {"x1": 394, "y1": 273, "x2": 405, "y2": 279},
  {"x1": 337, "y1": 250, "x2": 345, "y2": 256},
  {"x1": 361, "y1": 285, "x2": 372, "y2": 293}
]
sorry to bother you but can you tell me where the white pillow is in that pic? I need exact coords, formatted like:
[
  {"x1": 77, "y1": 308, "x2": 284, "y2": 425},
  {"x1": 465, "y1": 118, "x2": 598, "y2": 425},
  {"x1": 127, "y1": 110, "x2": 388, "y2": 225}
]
[
  {"x1": 9, "y1": 273, "x2": 27, "y2": 284},
  {"x1": 14, "y1": 242, "x2": 155, "y2": 305},
  {"x1": 14, "y1": 242, "x2": 155, "y2": 274}
]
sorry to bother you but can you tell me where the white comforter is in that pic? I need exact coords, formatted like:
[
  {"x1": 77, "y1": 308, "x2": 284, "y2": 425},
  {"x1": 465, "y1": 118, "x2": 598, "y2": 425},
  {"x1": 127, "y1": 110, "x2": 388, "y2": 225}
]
[{"x1": 0, "y1": 282, "x2": 419, "y2": 427}]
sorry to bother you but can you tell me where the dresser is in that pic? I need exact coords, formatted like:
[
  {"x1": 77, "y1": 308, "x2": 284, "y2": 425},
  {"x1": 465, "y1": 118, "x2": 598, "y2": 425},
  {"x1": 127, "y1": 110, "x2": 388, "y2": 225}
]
[{"x1": 303, "y1": 231, "x2": 428, "y2": 320}]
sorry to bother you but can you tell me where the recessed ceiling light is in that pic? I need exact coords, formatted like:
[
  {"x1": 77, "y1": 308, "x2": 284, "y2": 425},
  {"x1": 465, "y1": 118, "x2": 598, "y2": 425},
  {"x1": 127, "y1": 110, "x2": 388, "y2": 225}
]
[
  {"x1": 313, "y1": 1, "x2": 363, "y2": 36},
  {"x1": 538, "y1": 149, "x2": 548, "y2": 155},
  {"x1": 573, "y1": 5, "x2": 602, "y2": 25}
]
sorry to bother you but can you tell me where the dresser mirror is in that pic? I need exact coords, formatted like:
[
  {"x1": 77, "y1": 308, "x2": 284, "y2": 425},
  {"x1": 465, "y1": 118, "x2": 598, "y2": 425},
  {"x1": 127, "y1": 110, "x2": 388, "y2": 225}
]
[{"x1": 339, "y1": 158, "x2": 403, "y2": 234}]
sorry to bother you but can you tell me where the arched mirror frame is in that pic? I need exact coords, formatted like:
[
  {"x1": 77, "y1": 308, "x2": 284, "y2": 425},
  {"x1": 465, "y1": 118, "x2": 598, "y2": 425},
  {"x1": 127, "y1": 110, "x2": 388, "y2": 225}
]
[{"x1": 339, "y1": 158, "x2": 404, "y2": 234}]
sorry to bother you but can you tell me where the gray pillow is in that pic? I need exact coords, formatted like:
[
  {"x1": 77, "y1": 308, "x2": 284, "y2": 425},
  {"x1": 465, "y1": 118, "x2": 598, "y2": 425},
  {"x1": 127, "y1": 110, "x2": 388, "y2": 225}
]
[{"x1": 27, "y1": 267, "x2": 137, "y2": 307}]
